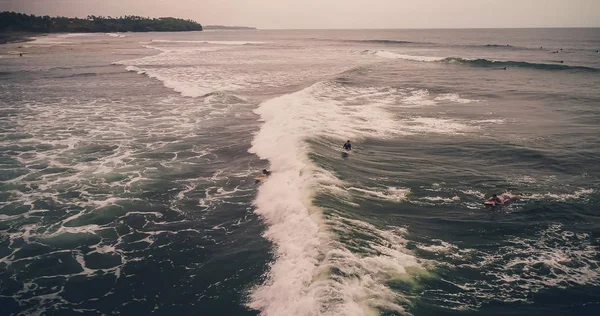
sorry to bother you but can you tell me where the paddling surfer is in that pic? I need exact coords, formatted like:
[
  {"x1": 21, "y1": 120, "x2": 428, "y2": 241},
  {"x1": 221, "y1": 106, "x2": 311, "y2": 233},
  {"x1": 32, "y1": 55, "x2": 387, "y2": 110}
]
[{"x1": 343, "y1": 140, "x2": 352, "y2": 151}]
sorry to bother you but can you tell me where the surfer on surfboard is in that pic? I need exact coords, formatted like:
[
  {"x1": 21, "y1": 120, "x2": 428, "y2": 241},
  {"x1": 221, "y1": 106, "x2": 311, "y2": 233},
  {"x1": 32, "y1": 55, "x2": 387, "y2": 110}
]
[
  {"x1": 341, "y1": 140, "x2": 352, "y2": 158},
  {"x1": 487, "y1": 194, "x2": 503, "y2": 204},
  {"x1": 484, "y1": 193, "x2": 520, "y2": 206},
  {"x1": 255, "y1": 169, "x2": 271, "y2": 184}
]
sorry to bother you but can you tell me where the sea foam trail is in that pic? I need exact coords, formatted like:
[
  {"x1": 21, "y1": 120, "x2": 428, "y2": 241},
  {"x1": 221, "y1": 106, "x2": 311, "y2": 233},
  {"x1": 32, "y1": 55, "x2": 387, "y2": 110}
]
[
  {"x1": 150, "y1": 39, "x2": 265, "y2": 45},
  {"x1": 248, "y1": 82, "x2": 424, "y2": 315},
  {"x1": 443, "y1": 57, "x2": 600, "y2": 71}
]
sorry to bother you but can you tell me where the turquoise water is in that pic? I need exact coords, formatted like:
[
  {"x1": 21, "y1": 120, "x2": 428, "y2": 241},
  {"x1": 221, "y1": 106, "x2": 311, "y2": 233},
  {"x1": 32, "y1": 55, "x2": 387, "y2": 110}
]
[{"x1": 0, "y1": 29, "x2": 599, "y2": 315}]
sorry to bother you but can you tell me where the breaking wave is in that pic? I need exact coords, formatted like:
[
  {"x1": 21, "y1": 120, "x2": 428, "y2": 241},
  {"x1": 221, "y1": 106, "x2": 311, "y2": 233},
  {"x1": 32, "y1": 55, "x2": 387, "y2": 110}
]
[
  {"x1": 367, "y1": 49, "x2": 600, "y2": 72},
  {"x1": 348, "y1": 39, "x2": 417, "y2": 45},
  {"x1": 442, "y1": 57, "x2": 600, "y2": 72},
  {"x1": 246, "y1": 81, "x2": 432, "y2": 315}
]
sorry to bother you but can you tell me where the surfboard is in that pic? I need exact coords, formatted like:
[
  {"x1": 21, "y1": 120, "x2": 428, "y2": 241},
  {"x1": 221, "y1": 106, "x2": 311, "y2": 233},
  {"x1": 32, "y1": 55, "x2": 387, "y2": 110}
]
[
  {"x1": 484, "y1": 195, "x2": 512, "y2": 206},
  {"x1": 255, "y1": 176, "x2": 266, "y2": 181}
]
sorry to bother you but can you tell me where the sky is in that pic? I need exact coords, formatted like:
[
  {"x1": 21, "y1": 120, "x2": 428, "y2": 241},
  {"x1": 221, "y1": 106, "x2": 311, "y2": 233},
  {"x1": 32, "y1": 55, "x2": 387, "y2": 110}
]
[{"x1": 1, "y1": 0, "x2": 599, "y2": 29}]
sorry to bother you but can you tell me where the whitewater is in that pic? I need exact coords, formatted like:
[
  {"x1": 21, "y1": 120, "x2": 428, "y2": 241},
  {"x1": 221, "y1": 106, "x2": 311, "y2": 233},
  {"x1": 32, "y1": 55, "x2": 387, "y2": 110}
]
[{"x1": 0, "y1": 28, "x2": 599, "y2": 316}]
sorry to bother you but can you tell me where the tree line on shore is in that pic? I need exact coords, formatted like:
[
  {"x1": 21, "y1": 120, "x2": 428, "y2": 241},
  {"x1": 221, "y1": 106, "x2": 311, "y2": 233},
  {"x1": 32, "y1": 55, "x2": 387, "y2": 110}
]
[{"x1": 0, "y1": 11, "x2": 203, "y2": 33}]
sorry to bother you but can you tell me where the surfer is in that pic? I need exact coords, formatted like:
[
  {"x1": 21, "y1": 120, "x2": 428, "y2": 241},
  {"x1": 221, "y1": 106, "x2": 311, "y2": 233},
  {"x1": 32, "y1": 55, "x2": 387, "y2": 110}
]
[
  {"x1": 487, "y1": 194, "x2": 504, "y2": 204},
  {"x1": 343, "y1": 140, "x2": 352, "y2": 151},
  {"x1": 255, "y1": 169, "x2": 271, "y2": 184}
]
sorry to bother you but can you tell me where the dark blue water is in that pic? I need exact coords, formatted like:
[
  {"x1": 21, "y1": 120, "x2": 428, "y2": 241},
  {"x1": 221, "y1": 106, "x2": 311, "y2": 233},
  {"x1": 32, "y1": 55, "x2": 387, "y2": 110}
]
[{"x1": 0, "y1": 29, "x2": 599, "y2": 316}]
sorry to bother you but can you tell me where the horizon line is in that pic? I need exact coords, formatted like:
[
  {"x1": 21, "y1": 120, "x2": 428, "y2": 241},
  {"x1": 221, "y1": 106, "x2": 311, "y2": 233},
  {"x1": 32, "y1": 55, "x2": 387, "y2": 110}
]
[{"x1": 255, "y1": 26, "x2": 600, "y2": 30}]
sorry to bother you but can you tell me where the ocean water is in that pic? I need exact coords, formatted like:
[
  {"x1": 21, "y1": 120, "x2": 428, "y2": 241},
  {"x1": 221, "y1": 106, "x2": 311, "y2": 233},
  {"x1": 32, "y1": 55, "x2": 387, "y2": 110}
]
[{"x1": 0, "y1": 29, "x2": 599, "y2": 316}]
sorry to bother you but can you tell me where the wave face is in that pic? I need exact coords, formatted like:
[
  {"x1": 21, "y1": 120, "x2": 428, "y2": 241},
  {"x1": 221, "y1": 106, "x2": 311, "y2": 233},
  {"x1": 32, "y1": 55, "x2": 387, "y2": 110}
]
[
  {"x1": 348, "y1": 39, "x2": 416, "y2": 45},
  {"x1": 442, "y1": 57, "x2": 600, "y2": 72},
  {"x1": 367, "y1": 49, "x2": 599, "y2": 72},
  {"x1": 365, "y1": 49, "x2": 445, "y2": 62}
]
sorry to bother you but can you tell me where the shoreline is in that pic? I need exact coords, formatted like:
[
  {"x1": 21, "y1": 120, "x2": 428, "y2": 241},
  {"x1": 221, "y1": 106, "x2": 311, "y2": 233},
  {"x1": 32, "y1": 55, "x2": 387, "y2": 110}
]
[{"x1": 0, "y1": 32, "x2": 37, "y2": 45}]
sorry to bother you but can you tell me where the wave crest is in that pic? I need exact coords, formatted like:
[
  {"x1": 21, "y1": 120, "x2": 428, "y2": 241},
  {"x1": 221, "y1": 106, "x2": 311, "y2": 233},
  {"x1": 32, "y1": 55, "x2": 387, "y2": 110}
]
[
  {"x1": 367, "y1": 49, "x2": 599, "y2": 72},
  {"x1": 349, "y1": 39, "x2": 415, "y2": 45},
  {"x1": 443, "y1": 57, "x2": 599, "y2": 71}
]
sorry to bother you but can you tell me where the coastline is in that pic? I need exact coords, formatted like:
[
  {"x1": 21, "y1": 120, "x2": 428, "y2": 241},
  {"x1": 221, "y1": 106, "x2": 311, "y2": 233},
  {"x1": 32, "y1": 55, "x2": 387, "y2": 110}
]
[{"x1": 0, "y1": 32, "x2": 37, "y2": 45}]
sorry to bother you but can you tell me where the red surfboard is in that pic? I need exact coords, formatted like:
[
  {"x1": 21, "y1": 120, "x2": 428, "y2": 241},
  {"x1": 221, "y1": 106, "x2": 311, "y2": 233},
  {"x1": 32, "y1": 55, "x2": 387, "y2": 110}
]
[{"x1": 484, "y1": 194, "x2": 512, "y2": 206}]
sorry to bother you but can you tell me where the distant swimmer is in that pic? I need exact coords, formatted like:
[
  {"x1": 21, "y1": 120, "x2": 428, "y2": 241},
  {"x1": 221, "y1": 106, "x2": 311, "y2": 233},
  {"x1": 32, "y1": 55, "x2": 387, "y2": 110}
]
[
  {"x1": 19, "y1": 53, "x2": 23, "y2": 57},
  {"x1": 262, "y1": 169, "x2": 271, "y2": 176},
  {"x1": 343, "y1": 140, "x2": 352, "y2": 151}
]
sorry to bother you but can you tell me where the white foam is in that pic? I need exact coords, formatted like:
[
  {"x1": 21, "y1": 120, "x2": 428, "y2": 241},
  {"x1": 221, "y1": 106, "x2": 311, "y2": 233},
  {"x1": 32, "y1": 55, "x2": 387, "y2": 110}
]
[
  {"x1": 115, "y1": 47, "x2": 278, "y2": 97},
  {"x1": 420, "y1": 196, "x2": 460, "y2": 203},
  {"x1": 150, "y1": 39, "x2": 264, "y2": 45},
  {"x1": 416, "y1": 240, "x2": 454, "y2": 254},
  {"x1": 402, "y1": 117, "x2": 473, "y2": 135},
  {"x1": 496, "y1": 224, "x2": 599, "y2": 286},
  {"x1": 124, "y1": 65, "x2": 212, "y2": 97},
  {"x1": 199, "y1": 185, "x2": 253, "y2": 208},
  {"x1": 247, "y1": 79, "x2": 488, "y2": 313},
  {"x1": 460, "y1": 189, "x2": 485, "y2": 199},
  {"x1": 125, "y1": 65, "x2": 143, "y2": 74},
  {"x1": 75, "y1": 251, "x2": 95, "y2": 275},
  {"x1": 415, "y1": 223, "x2": 600, "y2": 309},
  {"x1": 401, "y1": 89, "x2": 436, "y2": 107},
  {"x1": 373, "y1": 50, "x2": 445, "y2": 62},
  {"x1": 349, "y1": 186, "x2": 410, "y2": 202},
  {"x1": 248, "y1": 82, "x2": 424, "y2": 315},
  {"x1": 522, "y1": 188, "x2": 594, "y2": 201},
  {"x1": 115, "y1": 41, "x2": 380, "y2": 98},
  {"x1": 434, "y1": 93, "x2": 481, "y2": 104},
  {"x1": 512, "y1": 175, "x2": 537, "y2": 184},
  {"x1": 56, "y1": 33, "x2": 94, "y2": 38},
  {"x1": 106, "y1": 33, "x2": 126, "y2": 38}
]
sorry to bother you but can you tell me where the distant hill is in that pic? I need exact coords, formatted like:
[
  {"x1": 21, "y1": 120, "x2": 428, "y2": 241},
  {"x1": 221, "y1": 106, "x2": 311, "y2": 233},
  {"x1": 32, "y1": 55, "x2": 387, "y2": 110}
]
[
  {"x1": 0, "y1": 11, "x2": 203, "y2": 33},
  {"x1": 203, "y1": 25, "x2": 256, "y2": 30}
]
